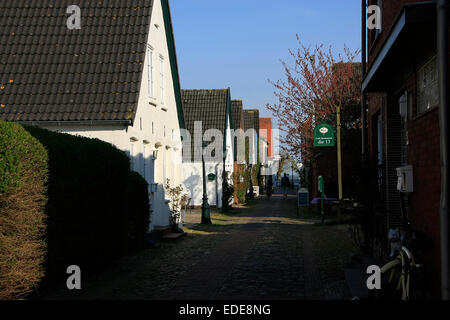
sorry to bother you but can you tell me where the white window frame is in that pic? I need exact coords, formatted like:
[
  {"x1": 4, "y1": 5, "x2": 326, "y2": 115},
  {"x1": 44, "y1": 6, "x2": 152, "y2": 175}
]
[
  {"x1": 417, "y1": 55, "x2": 438, "y2": 115},
  {"x1": 159, "y1": 56, "x2": 165, "y2": 104},
  {"x1": 147, "y1": 46, "x2": 154, "y2": 99}
]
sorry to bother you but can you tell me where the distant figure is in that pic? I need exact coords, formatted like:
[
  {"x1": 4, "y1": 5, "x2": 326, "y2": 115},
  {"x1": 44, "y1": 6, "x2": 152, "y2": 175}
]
[
  {"x1": 281, "y1": 173, "x2": 290, "y2": 200},
  {"x1": 266, "y1": 176, "x2": 273, "y2": 200}
]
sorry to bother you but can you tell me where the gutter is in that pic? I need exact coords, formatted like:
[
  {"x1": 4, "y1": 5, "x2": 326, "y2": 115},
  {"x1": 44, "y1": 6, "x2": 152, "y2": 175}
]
[
  {"x1": 437, "y1": 0, "x2": 449, "y2": 300},
  {"x1": 361, "y1": 0, "x2": 367, "y2": 156},
  {"x1": 16, "y1": 120, "x2": 131, "y2": 127}
]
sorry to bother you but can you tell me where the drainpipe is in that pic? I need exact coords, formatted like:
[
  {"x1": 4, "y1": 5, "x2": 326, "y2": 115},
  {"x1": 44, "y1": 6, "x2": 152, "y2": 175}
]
[
  {"x1": 438, "y1": 0, "x2": 449, "y2": 300},
  {"x1": 361, "y1": 0, "x2": 367, "y2": 156},
  {"x1": 361, "y1": 0, "x2": 372, "y2": 255}
]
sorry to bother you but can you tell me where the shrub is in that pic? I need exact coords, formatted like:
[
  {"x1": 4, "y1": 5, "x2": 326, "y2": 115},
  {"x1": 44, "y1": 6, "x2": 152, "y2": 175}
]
[
  {"x1": 1, "y1": 123, "x2": 151, "y2": 297},
  {"x1": 221, "y1": 171, "x2": 234, "y2": 212},
  {"x1": 232, "y1": 165, "x2": 248, "y2": 205},
  {"x1": 0, "y1": 121, "x2": 48, "y2": 299},
  {"x1": 166, "y1": 179, "x2": 184, "y2": 232}
]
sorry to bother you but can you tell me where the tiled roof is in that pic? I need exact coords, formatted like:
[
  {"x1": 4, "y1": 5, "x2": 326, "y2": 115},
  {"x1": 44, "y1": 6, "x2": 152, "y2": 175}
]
[
  {"x1": 244, "y1": 109, "x2": 259, "y2": 133},
  {"x1": 181, "y1": 89, "x2": 230, "y2": 162},
  {"x1": 231, "y1": 100, "x2": 244, "y2": 131},
  {"x1": 0, "y1": 1, "x2": 153, "y2": 122}
]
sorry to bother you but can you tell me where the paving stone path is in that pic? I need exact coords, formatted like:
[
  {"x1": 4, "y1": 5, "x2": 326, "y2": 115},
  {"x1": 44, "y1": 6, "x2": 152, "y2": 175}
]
[{"x1": 42, "y1": 194, "x2": 359, "y2": 300}]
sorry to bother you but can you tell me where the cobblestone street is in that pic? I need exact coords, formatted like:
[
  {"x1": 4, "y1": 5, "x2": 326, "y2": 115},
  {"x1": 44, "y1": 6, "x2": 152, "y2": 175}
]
[{"x1": 43, "y1": 194, "x2": 359, "y2": 300}]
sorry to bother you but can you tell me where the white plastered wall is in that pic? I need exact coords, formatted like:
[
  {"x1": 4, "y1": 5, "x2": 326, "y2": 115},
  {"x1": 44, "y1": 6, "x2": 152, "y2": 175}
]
[{"x1": 41, "y1": 0, "x2": 183, "y2": 231}]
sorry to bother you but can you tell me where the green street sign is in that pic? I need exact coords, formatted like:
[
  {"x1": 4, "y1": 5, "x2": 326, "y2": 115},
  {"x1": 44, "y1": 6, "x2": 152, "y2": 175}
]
[
  {"x1": 208, "y1": 173, "x2": 216, "y2": 181},
  {"x1": 313, "y1": 123, "x2": 335, "y2": 147}
]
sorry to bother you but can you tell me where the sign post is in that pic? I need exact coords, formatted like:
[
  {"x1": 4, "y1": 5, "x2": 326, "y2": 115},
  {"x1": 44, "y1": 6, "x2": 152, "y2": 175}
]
[{"x1": 318, "y1": 176, "x2": 325, "y2": 224}]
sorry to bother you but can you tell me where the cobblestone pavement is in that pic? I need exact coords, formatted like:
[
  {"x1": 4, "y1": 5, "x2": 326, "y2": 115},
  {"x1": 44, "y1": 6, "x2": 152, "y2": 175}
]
[{"x1": 42, "y1": 194, "x2": 359, "y2": 300}]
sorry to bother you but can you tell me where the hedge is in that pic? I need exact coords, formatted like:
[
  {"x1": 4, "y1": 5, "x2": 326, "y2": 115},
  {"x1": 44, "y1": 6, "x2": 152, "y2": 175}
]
[
  {"x1": 0, "y1": 121, "x2": 48, "y2": 299},
  {"x1": 0, "y1": 122, "x2": 150, "y2": 298},
  {"x1": 23, "y1": 126, "x2": 150, "y2": 283}
]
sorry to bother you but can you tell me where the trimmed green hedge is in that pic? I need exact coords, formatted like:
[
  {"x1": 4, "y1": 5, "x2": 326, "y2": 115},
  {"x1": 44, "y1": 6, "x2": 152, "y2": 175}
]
[
  {"x1": 1, "y1": 122, "x2": 150, "y2": 298},
  {"x1": 24, "y1": 126, "x2": 150, "y2": 282},
  {"x1": 0, "y1": 121, "x2": 48, "y2": 299}
]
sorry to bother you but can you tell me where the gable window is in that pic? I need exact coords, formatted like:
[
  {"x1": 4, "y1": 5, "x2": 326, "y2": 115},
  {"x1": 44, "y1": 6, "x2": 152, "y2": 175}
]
[
  {"x1": 130, "y1": 137, "x2": 139, "y2": 171},
  {"x1": 159, "y1": 56, "x2": 165, "y2": 104},
  {"x1": 147, "y1": 46, "x2": 154, "y2": 98},
  {"x1": 130, "y1": 142, "x2": 135, "y2": 171},
  {"x1": 417, "y1": 56, "x2": 438, "y2": 115}
]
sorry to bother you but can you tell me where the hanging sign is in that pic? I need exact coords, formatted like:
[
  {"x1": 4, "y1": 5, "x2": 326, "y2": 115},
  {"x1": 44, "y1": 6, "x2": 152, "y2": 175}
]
[{"x1": 313, "y1": 123, "x2": 335, "y2": 147}]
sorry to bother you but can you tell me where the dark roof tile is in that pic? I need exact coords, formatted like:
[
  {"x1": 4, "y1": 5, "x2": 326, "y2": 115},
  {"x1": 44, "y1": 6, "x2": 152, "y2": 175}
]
[
  {"x1": 0, "y1": 0, "x2": 153, "y2": 123},
  {"x1": 181, "y1": 89, "x2": 230, "y2": 162}
]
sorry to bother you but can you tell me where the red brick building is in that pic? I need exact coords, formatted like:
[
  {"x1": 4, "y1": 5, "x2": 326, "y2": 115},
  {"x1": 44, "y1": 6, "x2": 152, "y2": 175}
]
[
  {"x1": 363, "y1": 0, "x2": 444, "y2": 297},
  {"x1": 259, "y1": 118, "x2": 273, "y2": 158}
]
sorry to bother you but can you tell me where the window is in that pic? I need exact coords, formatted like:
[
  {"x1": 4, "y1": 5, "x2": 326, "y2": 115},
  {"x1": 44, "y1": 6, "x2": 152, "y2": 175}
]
[
  {"x1": 369, "y1": 0, "x2": 382, "y2": 45},
  {"x1": 130, "y1": 142, "x2": 135, "y2": 170},
  {"x1": 376, "y1": 0, "x2": 382, "y2": 37},
  {"x1": 417, "y1": 56, "x2": 438, "y2": 114},
  {"x1": 159, "y1": 56, "x2": 164, "y2": 104},
  {"x1": 143, "y1": 144, "x2": 147, "y2": 180},
  {"x1": 147, "y1": 46, "x2": 154, "y2": 98}
]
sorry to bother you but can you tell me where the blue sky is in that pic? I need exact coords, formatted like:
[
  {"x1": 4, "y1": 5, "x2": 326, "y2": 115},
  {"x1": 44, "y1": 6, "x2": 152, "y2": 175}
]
[{"x1": 170, "y1": 0, "x2": 362, "y2": 125}]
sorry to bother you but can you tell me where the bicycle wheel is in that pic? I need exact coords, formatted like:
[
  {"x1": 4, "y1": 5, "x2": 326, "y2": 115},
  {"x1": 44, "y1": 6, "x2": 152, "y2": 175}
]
[{"x1": 373, "y1": 259, "x2": 402, "y2": 300}]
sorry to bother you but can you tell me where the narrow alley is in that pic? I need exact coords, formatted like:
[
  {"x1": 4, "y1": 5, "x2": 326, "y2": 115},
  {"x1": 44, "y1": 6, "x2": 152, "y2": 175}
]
[{"x1": 43, "y1": 194, "x2": 359, "y2": 300}]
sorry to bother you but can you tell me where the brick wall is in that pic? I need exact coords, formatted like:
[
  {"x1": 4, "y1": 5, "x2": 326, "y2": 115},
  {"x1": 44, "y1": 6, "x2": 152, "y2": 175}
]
[
  {"x1": 367, "y1": 0, "x2": 426, "y2": 66},
  {"x1": 407, "y1": 107, "x2": 441, "y2": 297},
  {"x1": 365, "y1": 0, "x2": 443, "y2": 297},
  {"x1": 259, "y1": 118, "x2": 273, "y2": 158}
]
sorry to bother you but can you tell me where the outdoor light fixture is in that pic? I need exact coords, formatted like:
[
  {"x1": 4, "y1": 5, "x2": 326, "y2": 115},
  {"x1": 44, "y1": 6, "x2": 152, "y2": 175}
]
[{"x1": 152, "y1": 149, "x2": 159, "y2": 160}]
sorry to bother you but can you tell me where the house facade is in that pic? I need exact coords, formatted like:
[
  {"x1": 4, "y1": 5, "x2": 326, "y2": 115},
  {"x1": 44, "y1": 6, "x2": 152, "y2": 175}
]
[
  {"x1": 244, "y1": 109, "x2": 260, "y2": 166},
  {"x1": 231, "y1": 100, "x2": 245, "y2": 167},
  {"x1": 0, "y1": 0, "x2": 185, "y2": 231},
  {"x1": 180, "y1": 89, "x2": 234, "y2": 208},
  {"x1": 259, "y1": 117, "x2": 277, "y2": 178},
  {"x1": 362, "y1": 0, "x2": 443, "y2": 297}
]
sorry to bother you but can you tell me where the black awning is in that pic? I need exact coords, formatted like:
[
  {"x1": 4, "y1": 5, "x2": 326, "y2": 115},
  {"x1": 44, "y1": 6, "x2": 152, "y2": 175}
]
[{"x1": 363, "y1": 2, "x2": 437, "y2": 92}]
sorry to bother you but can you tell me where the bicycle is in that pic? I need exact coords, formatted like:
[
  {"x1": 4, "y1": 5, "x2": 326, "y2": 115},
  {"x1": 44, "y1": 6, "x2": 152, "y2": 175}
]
[
  {"x1": 380, "y1": 245, "x2": 422, "y2": 300},
  {"x1": 378, "y1": 193, "x2": 424, "y2": 300}
]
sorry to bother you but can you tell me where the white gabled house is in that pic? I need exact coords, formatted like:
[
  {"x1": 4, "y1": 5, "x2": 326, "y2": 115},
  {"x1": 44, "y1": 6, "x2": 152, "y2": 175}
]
[
  {"x1": 0, "y1": 0, "x2": 185, "y2": 231},
  {"x1": 180, "y1": 89, "x2": 234, "y2": 208}
]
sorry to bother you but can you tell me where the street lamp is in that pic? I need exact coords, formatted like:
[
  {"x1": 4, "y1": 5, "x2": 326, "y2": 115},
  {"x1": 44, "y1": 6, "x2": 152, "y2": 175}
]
[{"x1": 201, "y1": 141, "x2": 211, "y2": 224}]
